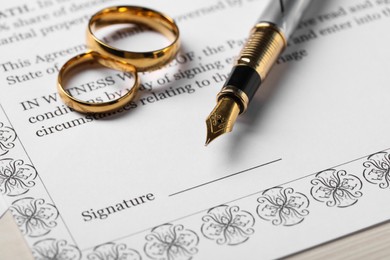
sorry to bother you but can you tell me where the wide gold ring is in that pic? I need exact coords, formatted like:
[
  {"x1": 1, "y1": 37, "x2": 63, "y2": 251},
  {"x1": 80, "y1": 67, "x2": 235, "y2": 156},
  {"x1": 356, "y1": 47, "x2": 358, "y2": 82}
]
[
  {"x1": 87, "y1": 6, "x2": 180, "y2": 71},
  {"x1": 57, "y1": 51, "x2": 139, "y2": 113}
]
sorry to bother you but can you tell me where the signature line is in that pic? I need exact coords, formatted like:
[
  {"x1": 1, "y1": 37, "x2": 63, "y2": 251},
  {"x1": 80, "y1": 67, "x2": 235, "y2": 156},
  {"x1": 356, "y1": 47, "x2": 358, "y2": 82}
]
[{"x1": 169, "y1": 158, "x2": 282, "y2": 197}]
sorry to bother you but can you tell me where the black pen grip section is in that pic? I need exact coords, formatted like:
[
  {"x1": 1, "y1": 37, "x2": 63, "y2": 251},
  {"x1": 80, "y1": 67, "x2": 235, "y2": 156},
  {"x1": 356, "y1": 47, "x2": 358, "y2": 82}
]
[{"x1": 224, "y1": 65, "x2": 261, "y2": 101}]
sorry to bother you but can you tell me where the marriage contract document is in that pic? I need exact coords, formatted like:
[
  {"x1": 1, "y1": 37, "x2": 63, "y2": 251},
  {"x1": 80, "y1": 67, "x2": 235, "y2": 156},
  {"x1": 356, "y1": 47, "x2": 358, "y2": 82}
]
[{"x1": 1, "y1": 0, "x2": 390, "y2": 259}]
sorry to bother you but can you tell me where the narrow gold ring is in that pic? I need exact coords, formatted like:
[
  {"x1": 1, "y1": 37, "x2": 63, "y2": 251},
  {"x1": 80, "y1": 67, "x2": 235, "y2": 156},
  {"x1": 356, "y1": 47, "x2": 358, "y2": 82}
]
[
  {"x1": 57, "y1": 51, "x2": 139, "y2": 113},
  {"x1": 87, "y1": 6, "x2": 180, "y2": 71}
]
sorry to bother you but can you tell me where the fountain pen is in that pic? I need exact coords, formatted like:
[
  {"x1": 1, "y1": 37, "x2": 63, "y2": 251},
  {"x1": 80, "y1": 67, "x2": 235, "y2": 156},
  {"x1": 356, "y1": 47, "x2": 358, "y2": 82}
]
[{"x1": 205, "y1": 0, "x2": 312, "y2": 145}]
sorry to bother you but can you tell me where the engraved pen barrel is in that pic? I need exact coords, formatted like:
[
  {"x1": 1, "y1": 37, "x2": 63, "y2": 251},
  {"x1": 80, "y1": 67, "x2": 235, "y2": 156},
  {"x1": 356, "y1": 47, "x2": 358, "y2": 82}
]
[
  {"x1": 218, "y1": 0, "x2": 312, "y2": 113},
  {"x1": 218, "y1": 24, "x2": 286, "y2": 113},
  {"x1": 238, "y1": 24, "x2": 286, "y2": 80}
]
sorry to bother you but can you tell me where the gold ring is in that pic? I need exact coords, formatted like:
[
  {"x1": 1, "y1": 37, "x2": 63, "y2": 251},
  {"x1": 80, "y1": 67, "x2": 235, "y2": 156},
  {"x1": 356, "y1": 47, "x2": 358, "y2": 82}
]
[
  {"x1": 87, "y1": 6, "x2": 180, "y2": 71},
  {"x1": 57, "y1": 51, "x2": 139, "y2": 113}
]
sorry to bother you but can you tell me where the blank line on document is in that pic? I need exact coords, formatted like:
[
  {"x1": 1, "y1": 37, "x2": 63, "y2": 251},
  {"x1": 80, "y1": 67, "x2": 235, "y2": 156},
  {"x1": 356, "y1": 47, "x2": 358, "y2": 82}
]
[{"x1": 169, "y1": 158, "x2": 282, "y2": 197}]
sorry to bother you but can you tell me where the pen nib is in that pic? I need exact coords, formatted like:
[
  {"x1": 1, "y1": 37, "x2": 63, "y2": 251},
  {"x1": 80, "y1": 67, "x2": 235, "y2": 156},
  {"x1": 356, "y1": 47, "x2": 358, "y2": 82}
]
[{"x1": 205, "y1": 97, "x2": 240, "y2": 146}]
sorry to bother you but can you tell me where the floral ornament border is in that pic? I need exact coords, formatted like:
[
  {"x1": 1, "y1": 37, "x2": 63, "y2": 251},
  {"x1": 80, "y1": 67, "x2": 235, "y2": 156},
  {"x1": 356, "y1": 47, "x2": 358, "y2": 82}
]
[
  {"x1": 32, "y1": 238, "x2": 82, "y2": 260},
  {"x1": 310, "y1": 169, "x2": 363, "y2": 208},
  {"x1": 256, "y1": 187, "x2": 310, "y2": 226},
  {"x1": 201, "y1": 204, "x2": 255, "y2": 246},
  {"x1": 0, "y1": 110, "x2": 76, "y2": 257},
  {"x1": 0, "y1": 158, "x2": 37, "y2": 197},
  {"x1": 363, "y1": 151, "x2": 390, "y2": 189},
  {"x1": 87, "y1": 242, "x2": 142, "y2": 260},
  {"x1": 0, "y1": 121, "x2": 17, "y2": 156},
  {"x1": 144, "y1": 223, "x2": 199, "y2": 260},
  {"x1": 10, "y1": 197, "x2": 59, "y2": 237},
  {"x1": 2, "y1": 103, "x2": 390, "y2": 258}
]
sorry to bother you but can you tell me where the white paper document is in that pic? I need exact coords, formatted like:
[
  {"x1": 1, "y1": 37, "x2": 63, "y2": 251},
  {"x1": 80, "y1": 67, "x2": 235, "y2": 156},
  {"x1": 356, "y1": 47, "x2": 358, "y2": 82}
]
[{"x1": 1, "y1": 0, "x2": 390, "y2": 259}]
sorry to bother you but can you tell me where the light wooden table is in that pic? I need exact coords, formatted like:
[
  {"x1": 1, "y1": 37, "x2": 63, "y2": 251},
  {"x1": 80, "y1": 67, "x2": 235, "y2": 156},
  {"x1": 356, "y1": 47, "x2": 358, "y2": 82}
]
[
  {"x1": 287, "y1": 221, "x2": 390, "y2": 259},
  {"x1": 1, "y1": 210, "x2": 389, "y2": 259},
  {"x1": 0, "y1": 211, "x2": 34, "y2": 260}
]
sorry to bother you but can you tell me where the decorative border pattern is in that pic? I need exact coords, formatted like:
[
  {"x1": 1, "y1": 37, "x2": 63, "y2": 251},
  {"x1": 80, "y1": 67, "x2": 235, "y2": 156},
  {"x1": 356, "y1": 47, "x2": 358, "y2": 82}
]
[
  {"x1": 32, "y1": 238, "x2": 82, "y2": 260},
  {"x1": 256, "y1": 187, "x2": 310, "y2": 226},
  {"x1": 0, "y1": 111, "x2": 80, "y2": 257},
  {"x1": 144, "y1": 223, "x2": 199, "y2": 260},
  {"x1": 0, "y1": 158, "x2": 37, "y2": 196},
  {"x1": 310, "y1": 169, "x2": 363, "y2": 207},
  {"x1": 0, "y1": 122, "x2": 17, "y2": 156},
  {"x1": 363, "y1": 152, "x2": 390, "y2": 189},
  {"x1": 1, "y1": 106, "x2": 390, "y2": 260},
  {"x1": 201, "y1": 205, "x2": 255, "y2": 245},
  {"x1": 10, "y1": 197, "x2": 59, "y2": 237},
  {"x1": 87, "y1": 242, "x2": 141, "y2": 260}
]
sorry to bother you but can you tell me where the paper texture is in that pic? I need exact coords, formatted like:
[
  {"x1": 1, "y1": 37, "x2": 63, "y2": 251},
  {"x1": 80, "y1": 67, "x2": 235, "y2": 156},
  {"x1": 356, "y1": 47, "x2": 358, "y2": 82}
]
[{"x1": 1, "y1": 0, "x2": 390, "y2": 259}]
